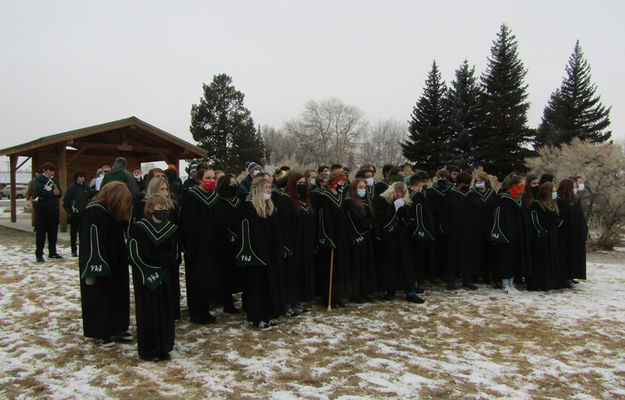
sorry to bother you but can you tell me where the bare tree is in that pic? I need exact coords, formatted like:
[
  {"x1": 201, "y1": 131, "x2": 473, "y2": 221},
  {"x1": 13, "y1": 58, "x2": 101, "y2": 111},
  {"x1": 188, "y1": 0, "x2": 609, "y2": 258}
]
[
  {"x1": 261, "y1": 125, "x2": 292, "y2": 165},
  {"x1": 358, "y1": 119, "x2": 408, "y2": 166},
  {"x1": 285, "y1": 98, "x2": 367, "y2": 166}
]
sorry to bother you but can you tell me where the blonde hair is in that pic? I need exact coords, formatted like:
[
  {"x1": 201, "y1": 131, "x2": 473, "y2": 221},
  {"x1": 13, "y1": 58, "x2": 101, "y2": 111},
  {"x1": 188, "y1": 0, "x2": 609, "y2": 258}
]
[
  {"x1": 250, "y1": 177, "x2": 274, "y2": 217},
  {"x1": 146, "y1": 176, "x2": 173, "y2": 208},
  {"x1": 144, "y1": 194, "x2": 171, "y2": 218},
  {"x1": 380, "y1": 182, "x2": 412, "y2": 205},
  {"x1": 93, "y1": 181, "x2": 132, "y2": 221}
]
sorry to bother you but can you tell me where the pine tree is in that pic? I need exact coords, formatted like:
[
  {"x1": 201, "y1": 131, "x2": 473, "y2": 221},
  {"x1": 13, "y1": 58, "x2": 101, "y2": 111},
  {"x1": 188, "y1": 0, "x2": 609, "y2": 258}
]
[
  {"x1": 536, "y1": 40, "x2": 611, "y2": 147},
  {"x1": 190, "y1": 74, "x2": 265, "y2": 173},
  {"x1": 475, "y1": 24, "x2": 534, "y2": 179},
  {"x1": 445, "y1": 60, "x2": 482, "y2": 170},
  {"x1": 402, "y1": 61, "x2": 450, "y2": 174}
]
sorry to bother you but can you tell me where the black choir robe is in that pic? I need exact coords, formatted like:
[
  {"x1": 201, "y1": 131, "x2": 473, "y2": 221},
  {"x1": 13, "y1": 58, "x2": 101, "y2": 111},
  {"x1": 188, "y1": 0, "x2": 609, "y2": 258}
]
[
  {"x1": 128, "y1": 217, "x2": 178, "y2": 359},
  {"x1": 489, "y1": 192, "x2": 532, "y2": 280},
  {"x1": 527, "y1": 202, "x2": 565, "y2": 290},
  {"x1": 78, "y1": 203, "x2": 129, "y2": 339},
  {"x1": 284, "y1": 197, "x2": 316, "y2": 303},
  {"x1": 374, "y1": 195, "x2": 415, "y2": 294},
  {"x1": 214, "y1": 195, "x2": 245, "y2": 300},
  {"x1": 236, "y1": 200, "x2": 287, "y2": 324},
  {"x1": 557, "y1": 199, "x2": 588, "y2": 280},
  {"x1": 472, "y1": 188, "x2": 497, "y2": 281},
  {"x1": 426, "y1": 179, "x2": 452, "y2": 278},
  {"x1": 409, "y1": 187, "x2": 436, "y2": 281},
  {"x1": 271, "y1": 188, "x2": 293, "y2": 307},
  {"x1": 316, "y1": 189, "x2": 351, "y2": 304},
  {"x1": 180, "y1": 186, "x2": 221, "y2": 321},
  {"x1": 345, "y1": 197, "x2": 377, "y2": 298}
]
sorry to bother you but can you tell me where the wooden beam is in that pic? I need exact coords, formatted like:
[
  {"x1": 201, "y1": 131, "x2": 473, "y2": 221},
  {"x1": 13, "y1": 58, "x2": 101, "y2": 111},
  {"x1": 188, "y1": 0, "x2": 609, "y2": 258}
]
[
  {"x1": 67, "y1": 146, "x2": 88, "y2": 165},
  {"x1": 57, "y1": 145, "x2": 68, "y2": 233},
  {"x1": 9, "y1": 155, "x2": 17, "y2": 223},
  {"x1": 72, "y1": 142, "x2": 173, "y2": 154}
]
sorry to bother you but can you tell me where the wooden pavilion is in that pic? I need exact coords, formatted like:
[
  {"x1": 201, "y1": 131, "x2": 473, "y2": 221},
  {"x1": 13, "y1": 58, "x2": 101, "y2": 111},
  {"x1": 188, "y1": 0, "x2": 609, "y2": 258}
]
[{"x1": 0, "y1": 116, "x2": 206, "y2": 230}]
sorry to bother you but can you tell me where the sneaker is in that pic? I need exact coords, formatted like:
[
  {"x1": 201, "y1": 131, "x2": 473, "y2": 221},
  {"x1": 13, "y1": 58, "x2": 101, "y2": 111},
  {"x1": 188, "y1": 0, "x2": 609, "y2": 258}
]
[
  {"x1": 406, "y1": 294, "x2": 426, "y2": 304},
  {"x1": 415, "y1": 288, "x2": 425, "y2": 295},
  {"x1": 191, "y1": 314, "x2": 216, "y2": 324},
  {"x1": 463, "y1": 283, "x2": 478, "y2": 290},
  {"x1": 115, "y1": 331, "x2": 133, "y2": 342},
  {"x1": 258, "y1": 321, "x2": 273, "y2": 331},
  {"x1": 48, "y1": 253, "x2": 63, "y2": 259},
  {"x1": 571, "y1": 279, "x2": 580, "y2": 284},
  {"x1": 501, "y1": 287, "x2": 509, "y2": 294},
  {"x1": 36, "y1": 256, "x2": 45, "y2": 263},
  {"x1": 285, "y1": 307, "x2": 299, "y2": 317},
  {"x1": 95, "y1": 338, "x2": 115, "y2": 348},
  {"x1": 156, "y1": 353, "x2": 171, "y2": 361},
  {"x1": 268, "y1": 320, "x2": 277, "y2": 327}
]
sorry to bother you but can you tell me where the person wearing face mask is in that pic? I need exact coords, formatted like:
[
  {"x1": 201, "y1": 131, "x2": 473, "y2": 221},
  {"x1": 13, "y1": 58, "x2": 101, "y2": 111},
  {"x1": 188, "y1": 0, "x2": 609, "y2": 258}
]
[
  {"x1": 526, "y1": 182, "x2": 565, "y2": 291},
  {"x1": 489, "y1": 174, "x2": 532, "y2": 294},
  {"x1": 316, "y1": 171, "x2": 351, "y2": 308},
  {"x1": 344, "y1": 178, "x2": 377, "y2": 303},
  {"x1": 426, "y1": 168, "x2": 453, "y2": 282},
  {"x1": 214, "y1": 174, "x2": 245, "y2": 314},
  {"x1": 281, "y1": 174, "x2": 316, "y2": 312},
  {"x1": 355, "y1": 167, "x2": 376, "y2": 199},
  {"x1": 128, "y1": 195, "x2": 179, "y2": 361},
  {"x1": 180, "y1": 165, "x2": 221, "y2": 324},
  {"x1": 236, "y1": 177, "x2": 287, "y2": 330},
  {"x1": 375, "y1": 182, "x2": 425, "y2": 303},
  {"x1": 63, "y1": 170, "x2": 90, "y2": 257},
  {"x1": 521, "y1": 175, "x2": 540, "y2": 209},
  {"x1": 374, "y1": 165, "x2": 394, "y2": 198},
  {"x1": 556, "y1": 178, "x2": 588, "y2": 285},
  {"x1": 304, "y1": 169, "x2": 318, "y2": 188},
  {"x1": 472, "y1": 173, "x2": 497, "y2": 283},
  {"x1": 133, "y1": 168, "x2": 147, "y2": 192},
  {"x1": 238, "y1": 162, "x2": 262, "y2": 200},
  {"x1": 408, "y1": 171, "x2": 436, "y2": 287}
]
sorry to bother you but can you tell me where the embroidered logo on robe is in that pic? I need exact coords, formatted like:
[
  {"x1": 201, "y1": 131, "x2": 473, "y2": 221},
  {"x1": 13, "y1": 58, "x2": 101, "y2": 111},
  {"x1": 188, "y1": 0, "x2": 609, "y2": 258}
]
[
  {"x1": 412, "y1": 203, "x2": 435, "y2": 242},
  {"x1": 489, "y1": 207, "x2": 510, "y2": 245},
  {"x1": 235, "y1": 219, "x2": 267, "y2": 267},
  {"x1": 81, "y1": 224, "x2": 112, "y2": 279},
  {"x1": 128, "y1": 238, "x2": 168, "y2": 290}
]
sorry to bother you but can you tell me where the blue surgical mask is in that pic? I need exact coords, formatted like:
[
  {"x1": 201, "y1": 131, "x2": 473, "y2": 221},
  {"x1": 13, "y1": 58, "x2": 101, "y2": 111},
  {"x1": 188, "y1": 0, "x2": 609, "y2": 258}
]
[
  {"x1": 310, "y1": 178, "x2": 316, "y2": 186},
  {"x1": 357, "y1": 189, "x2": 367, "y2": 198},
  {"x1": 552, "y1": 192, "x2": 557, "y2": 200}
]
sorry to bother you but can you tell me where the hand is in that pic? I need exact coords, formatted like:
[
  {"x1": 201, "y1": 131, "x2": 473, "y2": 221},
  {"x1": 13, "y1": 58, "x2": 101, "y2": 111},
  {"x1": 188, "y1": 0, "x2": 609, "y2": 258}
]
[
  {"x1": 53, "y1": 188, "x2": 60, "y2": 196},
  {"x1": 394, "y1": 198, "x2": 405, "y2": 211}
]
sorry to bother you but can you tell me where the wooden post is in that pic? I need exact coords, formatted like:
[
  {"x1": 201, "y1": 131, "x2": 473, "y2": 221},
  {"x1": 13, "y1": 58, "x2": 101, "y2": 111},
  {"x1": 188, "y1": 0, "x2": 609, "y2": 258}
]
[
  {"x1": 31, "y1": 152, "x2": 38, "y2": 227},
  {"x1": 57, "y1": 145, "x2": 68, "y2": 232},
  {"x1": 9, "y1": 155, "x2": 17, "y2": 223}
]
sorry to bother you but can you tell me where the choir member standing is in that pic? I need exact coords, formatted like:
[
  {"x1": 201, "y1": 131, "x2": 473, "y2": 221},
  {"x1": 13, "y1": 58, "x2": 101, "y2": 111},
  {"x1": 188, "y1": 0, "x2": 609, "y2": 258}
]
[
  {"x1": 408, "y1": 171, "x2": 436, "y2": 287},
  {"x1": 472, "y1": 173, "x2": 497, "y2": 283},
  {"x1": 180, "y1": 166, "x2": 221, "y2": 324},
  {"x1": 426, "y1": 169, "x2": 453, "y2": 280},
  {"x1": 557, "y1": 178, "x2": 588, "y2": 284},
  {"x1": 63, "y1": 170, "x2": 89, "y2": 257},
  {"x1": 78, "y1": 181, "x2": 132, "y2": 347},
  {"x1": 129, "y1": 195, "x2": 178, "y2": 361}
]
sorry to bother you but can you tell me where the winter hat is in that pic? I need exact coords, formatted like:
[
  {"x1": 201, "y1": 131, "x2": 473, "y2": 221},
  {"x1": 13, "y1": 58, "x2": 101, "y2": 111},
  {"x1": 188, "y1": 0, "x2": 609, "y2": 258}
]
[
  {"x1": 189, "y1": 159, "x2": 198, "y2": 175},
  {"x1": 273, "y1": 168, "x2": 290, "y2": 188},
  {"x1": 247, "y1": 162, "x2": 261, "y2": 174}
]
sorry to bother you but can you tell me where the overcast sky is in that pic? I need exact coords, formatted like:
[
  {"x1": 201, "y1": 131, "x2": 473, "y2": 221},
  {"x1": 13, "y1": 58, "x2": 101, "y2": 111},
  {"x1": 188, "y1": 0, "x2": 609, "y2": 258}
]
[{"x1": 1, "y1": 0, "x2": 623, "y2": 166}]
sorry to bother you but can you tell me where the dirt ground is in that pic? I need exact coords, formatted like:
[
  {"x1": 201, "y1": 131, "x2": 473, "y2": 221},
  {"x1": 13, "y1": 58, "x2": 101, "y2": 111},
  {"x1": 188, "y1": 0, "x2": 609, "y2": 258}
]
[{"x1": 1, "y1": 226, "x2": 625, "y2": 399}]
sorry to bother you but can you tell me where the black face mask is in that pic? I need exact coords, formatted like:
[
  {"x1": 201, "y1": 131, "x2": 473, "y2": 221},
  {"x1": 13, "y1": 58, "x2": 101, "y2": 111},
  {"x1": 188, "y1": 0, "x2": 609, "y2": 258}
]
[
  {"x1": 153, "y1": 209, "x2": 170, "y2": 222},
  {"x1": 335, "y1": 184, "x2": 344, "y2": 193},
  {"x1": 297, "y1": 184, "x2": 308, "y2": 198},
  {"x1": 531, "y1": 186, "x2": 539, "y2": 197}
]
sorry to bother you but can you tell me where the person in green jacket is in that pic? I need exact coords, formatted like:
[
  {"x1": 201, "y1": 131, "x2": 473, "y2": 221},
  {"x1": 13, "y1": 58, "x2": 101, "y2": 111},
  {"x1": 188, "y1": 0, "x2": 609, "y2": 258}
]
[
  {"x1": 100, "y1": 157, "x2": 140, "y2": 198},
  {"x1": 32, "y1": 162, "x2": 63, "y2": 262},
  {"x1": 63, "y1": 170, "x2": 90, "y2": 257}
]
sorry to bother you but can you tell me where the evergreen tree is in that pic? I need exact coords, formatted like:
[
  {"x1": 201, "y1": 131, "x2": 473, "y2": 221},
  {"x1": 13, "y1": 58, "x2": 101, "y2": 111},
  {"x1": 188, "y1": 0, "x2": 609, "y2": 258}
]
[
  {"x1": 536, "y1": 40, "x2": 611, "y2": 147},
  {"x1": 475, "y1": 24, "x2": 534, "y2": 179},
  {"x1": 445, "y1": 60, "x2": 482, "y2": 170},
  {"x1": 402, "y1": 61, "x2": 450, "y2": 174},
  {"x1": 190, "y1": 74, "x2": 265, "y2": 173}
]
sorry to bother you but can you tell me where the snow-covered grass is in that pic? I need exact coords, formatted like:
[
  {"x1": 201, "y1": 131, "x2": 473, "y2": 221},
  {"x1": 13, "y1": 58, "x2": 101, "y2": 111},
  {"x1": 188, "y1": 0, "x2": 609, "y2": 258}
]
[{"x1": 1, "y1": 227, "x2": 625, "y2": 399}]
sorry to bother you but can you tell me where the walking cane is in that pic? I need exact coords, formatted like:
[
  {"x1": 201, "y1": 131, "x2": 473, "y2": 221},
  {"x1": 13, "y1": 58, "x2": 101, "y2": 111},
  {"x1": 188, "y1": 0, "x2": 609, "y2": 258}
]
[{"x1": 327, "y1": 248, "x2": 335, "y2": 311}]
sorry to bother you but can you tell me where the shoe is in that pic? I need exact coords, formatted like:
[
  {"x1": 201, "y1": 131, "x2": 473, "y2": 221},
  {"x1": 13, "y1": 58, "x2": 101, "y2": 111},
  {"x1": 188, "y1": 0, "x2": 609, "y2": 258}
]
[
  {"x1": 36, "y1": 256, "x2": 45, "y2": 263},
  {"x1": 294, "y1": 304, "x2": 310, "y2": 313},
  {"x1": 353, "y1": 296, "x2": 367, "y2": 304},
  {"x1": 95, "y1": 337, "x2": 115, "y2": 348},
  {"x1": 48, "y1": 253, "x2": 63, "y2": 259},
  {"x1": 501, "y1": 287, "x2": 509, "y2": 294},
  {"x1": 406, "y1": 294, "x2": 426, "y2": 304},
  {"x1": 364, "y1": 295, "x2": 376, "y2": 303},
  {"x1": 223, "y1": 305, "x2": 240, "y2": 314},
  {"x1": 463, "y1": 283, "x2": 478, "y2": 290},
  {"x1": 156, "y1": 353, "x2": 171, "y2": 361},
  {"x1": 383, "y1": 292, "x2": 396, "y2": 300},
  {"x1": 258, "y1": 321, "x2": 273, "y2": 331},
  {"x1": 191, "y1": 314, "x2": 216, "y2": 324},
  {"x1": 71, "y1": 252, "x2": 78, "y2": 258},
  {"x1": 571, "y1": 279, "x2": 580, "y2": 284},
  {"x1": 415, "y1": 288, "x2": 425, "y2": 295},
  {"x1": 446, "y1": 283, "x2": 457, "y2": 290},
  {"x1": 268, "y1": 320, "x2": 277, "y2": 327},
  {"x1": 114, "y1": 331, "x2": 133, "y2": 342},
  {"x1": 285, "y1": 307, "x2": 299, "y2": 317}
]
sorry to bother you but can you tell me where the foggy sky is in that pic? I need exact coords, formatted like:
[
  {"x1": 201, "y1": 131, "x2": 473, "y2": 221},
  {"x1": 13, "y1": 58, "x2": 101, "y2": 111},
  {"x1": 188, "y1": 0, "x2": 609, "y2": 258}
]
[{"x1": 1, "y1": 0, "x2": 623, "y2": 163}]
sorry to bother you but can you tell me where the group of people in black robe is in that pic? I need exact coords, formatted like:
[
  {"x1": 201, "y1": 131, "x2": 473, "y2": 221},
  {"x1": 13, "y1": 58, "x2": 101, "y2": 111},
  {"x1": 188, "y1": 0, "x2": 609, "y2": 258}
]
[{"x1": 75, "y1": 158, "x2": 589, "y2": 362}]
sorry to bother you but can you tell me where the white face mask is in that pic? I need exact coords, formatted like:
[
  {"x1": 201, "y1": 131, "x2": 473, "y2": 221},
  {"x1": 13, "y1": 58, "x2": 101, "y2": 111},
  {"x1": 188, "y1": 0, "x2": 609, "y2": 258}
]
[
  {"x1": 578, "y1": 183, "x2": 585, "y2": 191},
  {"x1": 252, "y1": 170, "x2": 260, "y2": 176},
  {"x1": 263, "y1": 192, "x2": 271, "y2": 200},
  {"x1": 475, "y1": 182, "x2": 486, "y2": 189},
  {"x1": 366, "y1": 177, "x2": 374, "y2": 186}
]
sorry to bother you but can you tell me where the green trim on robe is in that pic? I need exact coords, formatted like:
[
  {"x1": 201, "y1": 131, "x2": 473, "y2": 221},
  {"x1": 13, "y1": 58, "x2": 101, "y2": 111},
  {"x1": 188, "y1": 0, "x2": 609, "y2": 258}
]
[
  {"x1": 235, "y1": 219, "x2": 267, "y2": 267},
  {"x1": 412, "y1": 203, "x2": 435, "y2": 242},
  {"x1": 128, "y1": 238, "x2": 168, "y2": 290},
  {"x1": 488, "y1": 206, "x2": 510, "y2": 245},
  {"x1": 81, "y1": 224, "x2": 112, "y2": 279}
]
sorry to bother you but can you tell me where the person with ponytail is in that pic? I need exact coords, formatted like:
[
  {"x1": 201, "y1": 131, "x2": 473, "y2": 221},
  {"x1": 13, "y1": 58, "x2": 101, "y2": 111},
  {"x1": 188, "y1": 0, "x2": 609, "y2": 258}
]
[
  {"x1": 214, "y1": 174, "x2": 245, "y2": 314},
  {"x1": 128, "y1": 195, "x2": 178, "y2": 361},
  {"x1": 78, "y1": 181, "x2": 132, "y2": 347},
  {"x1": 236, "y1": 177, "x2": 287, "y2": 330},
  {"x1": 556, "y1": 178, "x2": 588, "y2": 285},
  {"x1": 180, "y1": 165, "x2": 221, "y2": 324},
  {"x1": 527, "y1": 182, "x2": 566, "y2": 291},
  {"x1": 489, "y1": 174, "x2": 532, "y2": 294},
  {"x1": 344, "y1": 178, "x2": 377, "y2": 303}
]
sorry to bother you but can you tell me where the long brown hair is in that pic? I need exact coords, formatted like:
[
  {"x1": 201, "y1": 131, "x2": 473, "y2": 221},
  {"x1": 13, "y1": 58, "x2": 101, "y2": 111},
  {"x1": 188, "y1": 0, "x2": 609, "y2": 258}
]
[
  {"x1": 94, "y1": 181, "x2": 132, "y2": 221},
  {"x1": 348, "y1": 178, "x2": 375, "y2": 217},
  {"x1": 557, "y1": 178, "x2": 578, "y2": 203},
  {"x1": 537, "y1": 182, "x2": 559, "y2": 215},
  {"x1": 285, "y1": 173, "x2": 313, "y2": 214},
  {"x1": 522, "y1": 174, "x2": 539, "y2": 207}
]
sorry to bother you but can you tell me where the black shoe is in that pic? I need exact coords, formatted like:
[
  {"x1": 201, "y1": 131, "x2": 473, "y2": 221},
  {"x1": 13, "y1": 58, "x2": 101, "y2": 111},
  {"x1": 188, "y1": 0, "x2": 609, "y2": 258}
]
[
  {"x1": 191, "y1": 314, "x2": 216, "y2": 324},
  {"x1": 463, "y1": 283, "x2": 478, "y2": 290},
  {"x1": 571, "y1": 279, "x2": 580, "y2": 284},
  {"x1": 383, "y1": 292, "x2": 396, "y2": 300},
  {"x1": 48, "y1": 253, "x2": 63, "y2": 259},
  {"x1": 156, "y1": 353, "x2": 171, "y2": 361},
  {"x1": 406, "y1": 294, "x2": 426, "y2": 304},
  {"x1": 415, "y1": 288, "x2": 425, "y2": 295},
  {"x1": 36, "y1": 256, "x2": 45, "y2": 263},
  {"x1": 114, "y1": 331, "x2": 133, "y2": 342},
  {"x1": 95, "y1": 337, "x2": 115, "y2": 348},
  {"x1": 71, "y1": 252, "x2": 78, "y2": 257},
  {"x1": 223, "y1": 305, "x2": 240, "y2": 314}
]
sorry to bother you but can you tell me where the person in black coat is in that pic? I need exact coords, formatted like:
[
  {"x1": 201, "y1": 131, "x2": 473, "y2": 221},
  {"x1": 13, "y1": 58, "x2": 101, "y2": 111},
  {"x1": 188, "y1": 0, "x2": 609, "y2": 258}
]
[
  {"x1": 373, "y1": 164, "x2": 393, "y2": 198},
  {"x1": 32, "y1": 162, "x2": 63, "y2": 262},
  {"x1": 215, "y1": 174, "x2": 245, "y2": 314},
  {"x1": 180, "y1": 166, "x2": 221, "y2": 324},
  {"x1": 236, "y1": 177, "x2": 287, "y2": 330},
  {"x1": 78, "y1": 181, "x2": 132, "y2": 347},
  {"x1": 128, "y1": 195, "x2": 178, "y2": 361},
  {"x1": 375, "y1": 182, "x2": 425, "y2": 303},
  {"x1": 63, "y1": 170, "x2": 89, "y2": 257},
  {"x1": 426, "y1": 169, "x2": 453, "y2": 280},
  {"x1": 489, "y1": 174, "x2": 532, "y2": 293},
  {"x1": 472, "y1": 173, "x2": 497, "y2": 283},
  {"x1": 527, "y1": 182, "x2": 566, "y2": 291},
  {"x1": 557, "y1": 178, "x2": 588, "y2": 284},
  {"x1": 408, "y1": 171, "x2": 436, "y2": 287}
]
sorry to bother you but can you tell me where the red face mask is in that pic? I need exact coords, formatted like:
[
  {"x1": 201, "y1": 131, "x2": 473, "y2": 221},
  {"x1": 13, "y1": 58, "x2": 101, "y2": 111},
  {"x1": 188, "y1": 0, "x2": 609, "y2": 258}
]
[
  {"x1": 202, "y1": 180, "x2": 216, "y2": 191},
  {"x1": 508, "y1": 184, "x2": 524, "y2": 199}
]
